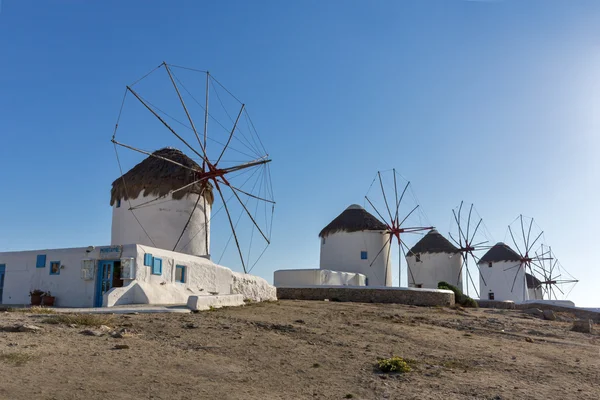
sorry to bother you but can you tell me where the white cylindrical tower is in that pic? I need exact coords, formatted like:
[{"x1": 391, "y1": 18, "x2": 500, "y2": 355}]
[
  {"x1": 110, "y1": 148, "x2": 213, "y2": 257},
  {"x1": 526, "y1": 273, "x2": 543, "y2": 300},
  {"x1": 405, "y1": 229, "x2": 463, "y2": 290},
  {"x1": 478, "y1": 242, "x2": 525, "y2": 302},
  {"x1": 319, "y1": 204, "x2": 391, "y2": 287}
]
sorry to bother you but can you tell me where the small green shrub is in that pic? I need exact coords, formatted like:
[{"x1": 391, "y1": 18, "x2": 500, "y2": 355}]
[
  {"x1": 438, "y1": 281, "x2": 478, "y2": 308},
  {"x1": 461, "y1": 297, "x2": 478, "y2": 308},
  {"x1": 377, "y1": 356, "x2": 412, "y2": 373}
]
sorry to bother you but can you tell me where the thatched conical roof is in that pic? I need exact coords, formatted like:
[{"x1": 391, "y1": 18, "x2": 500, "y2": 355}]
[
  {"x1": 408, "y1": 229, "x2": 459, "y2": 255},
  {"x1": 319, "y1": 204, "x2": 387, "y2": 238},
  {"x1": 110, "y1": 147, "x2": 214, "y2": 206},
  {"x1": 526, "y1": 272, "x2": 542, "y2": 289},
  {"x1": 478, "y1": 242, "x2": 521, "y2": 263}
]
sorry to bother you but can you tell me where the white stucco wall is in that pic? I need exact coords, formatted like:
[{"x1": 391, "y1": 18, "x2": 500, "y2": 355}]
[
  {"x1": 521, "y1": 299, "x2": 575, "y2": 307},
  {"x1": 111, "y1": 193, "x2": 211, "y2": 257},
  {"x1": 104, "y1": 244, "x2": 276, "y2": 306},
  {"x1": 527, "y1": 287, "x2": 543, "y2": 301},
  {"x1": 0, "y1": 246, "x2": 109, "y2": 307},
  {"x1": 479, "y1": 260, "x2": 527, "y2": 302},
  {"x1": 230, "y1": 271, "x2": 278, "y2": 303},
  {"x1": 406, "y1": 252, "x2": 463, "y2": 290},
  {"x1": 0, "y1": 243, "x2": 276, "y2": 308},
  {"x1": 273, "y1": 269, "x2": 366, "y2": 287},
  {"x1": 319, "y1": 231, "x2": 391, "y2": 287}
]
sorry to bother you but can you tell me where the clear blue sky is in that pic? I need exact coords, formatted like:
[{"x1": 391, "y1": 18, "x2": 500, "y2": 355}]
[{"x1": 1, "y1": 0, "x2": 598, "y2": 307}]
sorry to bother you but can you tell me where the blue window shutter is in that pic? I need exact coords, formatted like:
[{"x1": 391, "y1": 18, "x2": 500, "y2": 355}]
[
  {"x1": 361, "y1": 251, "x2": 368, "y2": 260},
  {"x1": 152, "y1": 258, "x2": 162, "y2": 275},
  {"x1": 144, "y1": 254, "x2": 153, "y2": 266},
  {"x1": 36, "y1": 255, "x2": 46, "y2": 268}
]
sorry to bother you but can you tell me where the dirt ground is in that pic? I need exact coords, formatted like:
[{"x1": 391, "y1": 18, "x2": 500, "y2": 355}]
[{"x1": 0, "y1": 300, "x2": 598, "y2": 400}]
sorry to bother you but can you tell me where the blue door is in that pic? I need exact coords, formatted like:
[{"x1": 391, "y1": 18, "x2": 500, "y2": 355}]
[
  {"x1": 0, "y1": 264, "x2": 5, "y2": 304},
  {"x1": 95, "y1": 261, "x2": 114, "y2": 307}
]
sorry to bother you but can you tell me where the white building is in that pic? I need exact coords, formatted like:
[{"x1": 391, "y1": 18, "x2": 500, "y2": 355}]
[
  {"x1": 405, "y1": 229, "x2": 463, "y2": 290},
  {"x1": 319, "y1": 204, "x2": 392, "y2": 286},
  {"x1": 0, "y1": 244, "x2": 274, "y2": 308},
  {"x1": 478, "y1": 242, "x2": 528, "y2": 302},
  {"x1": 0, "y1": 148, "x2": 274, "y2": 307}
]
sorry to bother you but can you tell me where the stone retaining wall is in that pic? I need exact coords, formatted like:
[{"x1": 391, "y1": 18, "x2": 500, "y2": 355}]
[
  {"x1": 475, "y1": 300, "x2": 600, "y2": 322},
  {"x1": 276, "y1": 286, "x2": 454, "y2": 307},
  {"x1": 476, "y1": 300, "x2": 516, "y2": 309},
  {"x1": 513, "y1": 302, "x2": 600, "y2": 323}
]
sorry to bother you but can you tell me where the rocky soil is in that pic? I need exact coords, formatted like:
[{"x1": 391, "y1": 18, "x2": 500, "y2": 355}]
[{"x1": 0, "y1": 300, "x2": 598, "y2": 400}]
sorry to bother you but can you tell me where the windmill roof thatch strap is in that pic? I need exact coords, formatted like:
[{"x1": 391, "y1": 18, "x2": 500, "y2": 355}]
[
  {"x1": 408, "y1": 229, "x2": 459, "y2": 255},
  {"x1": 478, "y1": 242, "x2": 521, "y2": 263},
  {"x1": 319, "y1": 204, "x2": 387, "y2": 238},
  {"x1": 110, "y1": 147, "x2": 214, "y2": 206}
]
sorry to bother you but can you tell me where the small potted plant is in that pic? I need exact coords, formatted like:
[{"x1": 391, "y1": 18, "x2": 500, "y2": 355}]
[
  {"x1": 41, "y1": 291, "x2": 55, "y2": 307},
  {"x1": 29, "y1": 289, "x2": 45, "y2": 306}
]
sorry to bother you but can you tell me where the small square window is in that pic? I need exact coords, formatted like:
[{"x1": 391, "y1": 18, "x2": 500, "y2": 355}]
[
  {"x1": 488, "y1": 262, "x2": 492, "y2": 268},
  {"x1": 360, "y1": 251, "x2": 368, "y2": 260},
  {"x1": 144, "y1": 253, "x2": 153, "y2": 266},
  {"x1": 116, "y1": 199, "x2": 121, "y2": 208},
  {"x1": 415, "y1": 254, "x2": 421, "y2": 262},
  {"x1": 488, "y1": 292, "x2": 495, "y2": 300},
  {"x1": 175, "y1": 265, "x2": 185, "y2": 283},
  {"x1": 152, "y1": 257, "x2": 162, "y2": 275},
  {"x1": 36, "y1": 254, "x2": 46, "y2": 268},
  {"x1": 50, "y1": 261, "x2": 60, "y2": 275}
]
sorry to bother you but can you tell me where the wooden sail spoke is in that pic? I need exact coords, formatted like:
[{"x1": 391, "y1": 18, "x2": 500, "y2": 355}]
[{"x1": 126, "y1": 86, "x2": 206, "y2": 161}]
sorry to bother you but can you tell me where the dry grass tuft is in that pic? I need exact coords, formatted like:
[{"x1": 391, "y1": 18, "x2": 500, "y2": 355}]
[
  {"x1": 42, "y1": 314, "x2": 115, "y2": 327},
  {"x1": 7, "y1": 306, "x2": 56, "y2": 314},
  {"x1": 0, "y1": 352, "x2": 36, "y2": 366},
  {"x1": 442, "y1": 359, "x2": 471, "y2": 370},
  {"x1": 243, "y1": 300, "x2": 280, "y2": 308}
]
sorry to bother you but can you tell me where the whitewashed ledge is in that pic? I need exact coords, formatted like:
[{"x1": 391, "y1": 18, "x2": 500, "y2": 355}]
[
  {"x1": 52, "y1": 305, "x2": 191, "y2": 314},
  {"x1": 276, "y1": 285, "x2": 455, "y2": 307},
  {"x1": 187, "y1": 294, "x2": 245, "y2": 311}
]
